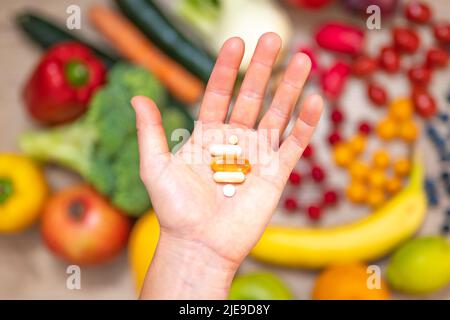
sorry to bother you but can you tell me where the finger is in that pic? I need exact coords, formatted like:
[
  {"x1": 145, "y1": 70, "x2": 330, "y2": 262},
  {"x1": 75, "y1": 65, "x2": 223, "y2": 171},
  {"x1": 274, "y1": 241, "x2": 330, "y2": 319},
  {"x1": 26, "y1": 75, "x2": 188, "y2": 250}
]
[
  {"x1": 198, "y1": 37, "x2": 245, "y2": 124},
  {"x1": 229, "y1": 32, "x2": 281, "y2": 128},
  {"x1": 131, "y1": 96, "x2": 171, "y2": 177},
  {"x1": 258, "y1": 53, "x2": 311, "y2": 143},
  {"x1": 279, "y1": 94, "x2": 323, "y2": 178}
]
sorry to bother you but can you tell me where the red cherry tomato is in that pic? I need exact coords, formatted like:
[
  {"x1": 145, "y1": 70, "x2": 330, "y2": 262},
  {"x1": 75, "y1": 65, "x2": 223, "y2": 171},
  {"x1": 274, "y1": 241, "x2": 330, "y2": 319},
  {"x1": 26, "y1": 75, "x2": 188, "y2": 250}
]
[
  {"x1": 321, "y1": 61, "x2": 351, "y2": 99},
  {"x1": 412, "y1": 88, "x2": 437, "y2": 118},
  {"x1": 434, "y1": 22, "x2": 450, "y2": 44},
  {"x1": 393, "y1": 27, "x2": 420, "y2": 53},
  {"x1": 426, "y1": 47, "x2": 449, "y2": 68},
  {"x1": 368, "y1": 82, "x2": 388, "y2": 106},
  {"x1": 405, "y1": 2, "x2": 432, "y2": 24},
  {"x1": 408, "y1": 65, "x2": 432, "y2": 87},
  {"x1": 379, "y1": 47, "x2": 401, "y2": 73},
  {"x1": 351, "y1": 55, "x2": 378, "y2": 77},
  {"x1": 298, "y1": 47, "x2": 320, "y2": 74}
]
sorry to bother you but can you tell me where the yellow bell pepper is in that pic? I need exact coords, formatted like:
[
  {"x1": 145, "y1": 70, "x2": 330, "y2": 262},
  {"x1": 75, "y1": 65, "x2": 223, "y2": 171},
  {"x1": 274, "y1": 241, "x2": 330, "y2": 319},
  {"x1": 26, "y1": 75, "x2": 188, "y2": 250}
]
[
  {"x1": 128, "y1": 211, "x2": 160, "y2": 293},
  {"x1": 0, "y1": 153, "x2": 48, "y2": 233}
]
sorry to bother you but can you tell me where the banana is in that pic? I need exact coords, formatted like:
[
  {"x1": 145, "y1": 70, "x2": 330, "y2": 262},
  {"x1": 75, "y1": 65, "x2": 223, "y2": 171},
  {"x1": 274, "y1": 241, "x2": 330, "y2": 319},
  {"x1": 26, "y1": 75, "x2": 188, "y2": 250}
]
[{"x1": 251, "y1": 157, "x2": 426, "y2": 268}]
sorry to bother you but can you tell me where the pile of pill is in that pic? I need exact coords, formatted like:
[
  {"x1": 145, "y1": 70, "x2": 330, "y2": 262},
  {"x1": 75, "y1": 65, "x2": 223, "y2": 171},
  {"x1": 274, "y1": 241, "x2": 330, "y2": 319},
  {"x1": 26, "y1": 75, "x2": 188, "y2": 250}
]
[{"x1": 209, "y1": 135, "x2": 250, "y2": 197}]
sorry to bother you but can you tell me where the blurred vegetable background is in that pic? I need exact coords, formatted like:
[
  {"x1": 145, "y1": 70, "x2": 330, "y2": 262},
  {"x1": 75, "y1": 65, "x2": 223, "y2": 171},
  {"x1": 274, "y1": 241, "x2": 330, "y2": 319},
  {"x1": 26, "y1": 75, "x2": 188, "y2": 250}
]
[{"x1": 0, "y1": 0, "x2": 450, "y2": 299}]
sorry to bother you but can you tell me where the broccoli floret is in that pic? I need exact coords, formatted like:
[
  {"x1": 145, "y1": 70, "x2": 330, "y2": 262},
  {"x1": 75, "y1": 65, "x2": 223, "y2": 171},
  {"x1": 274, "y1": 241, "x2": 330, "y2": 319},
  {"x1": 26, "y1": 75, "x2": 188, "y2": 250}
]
[
  {"x1": 19, "y1": 121, "x2": 97, "y2": 175},
  {"x1": 19, "y1": 63, "x2": 192, "y2": 216},
  {"x1": 163, "y1": 107, "x2": 195, "y2": 151},
  {"x1": 111, "y1": 137, "x2": 150, "y2": 213},
  {"x1": 88, "y1": 152, "x2": 115, "y2": 195}
]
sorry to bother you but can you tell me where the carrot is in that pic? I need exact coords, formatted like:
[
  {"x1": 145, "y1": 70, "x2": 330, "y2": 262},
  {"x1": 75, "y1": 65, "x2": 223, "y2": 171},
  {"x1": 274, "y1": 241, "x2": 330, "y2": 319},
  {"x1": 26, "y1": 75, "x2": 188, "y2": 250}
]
[{"x1": 89, "y1": 5, "x2": 203, "y2": 104}]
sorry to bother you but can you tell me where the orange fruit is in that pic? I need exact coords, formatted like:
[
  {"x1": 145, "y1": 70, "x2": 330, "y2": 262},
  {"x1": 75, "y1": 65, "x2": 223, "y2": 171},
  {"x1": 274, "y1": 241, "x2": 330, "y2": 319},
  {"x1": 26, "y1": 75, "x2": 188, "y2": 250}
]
[{"x1": 312, "y1": 263, "x2": 390, "y2": 300}]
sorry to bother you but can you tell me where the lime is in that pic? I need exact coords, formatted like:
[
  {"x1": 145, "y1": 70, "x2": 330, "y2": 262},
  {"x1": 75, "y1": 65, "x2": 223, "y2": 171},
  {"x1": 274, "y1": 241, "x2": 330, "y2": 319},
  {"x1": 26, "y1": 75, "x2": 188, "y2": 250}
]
[
  {"x1": 386, "y1": 236, "x2": 450, "y2": 294},
  {"x1": 229, "y1": 272, "x2": 293, "y2": 300}
]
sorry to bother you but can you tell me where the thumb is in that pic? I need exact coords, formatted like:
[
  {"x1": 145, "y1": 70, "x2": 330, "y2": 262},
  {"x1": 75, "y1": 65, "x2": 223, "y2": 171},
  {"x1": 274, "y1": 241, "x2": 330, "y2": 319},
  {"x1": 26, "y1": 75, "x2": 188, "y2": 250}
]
[{"x1": 131, "y1": 96, "x2": 170, "y2": 178}]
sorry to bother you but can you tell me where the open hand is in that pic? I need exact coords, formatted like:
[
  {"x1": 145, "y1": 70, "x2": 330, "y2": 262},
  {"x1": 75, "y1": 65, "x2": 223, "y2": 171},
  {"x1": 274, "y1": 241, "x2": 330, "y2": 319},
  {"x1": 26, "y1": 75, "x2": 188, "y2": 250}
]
[{"x1": 131, "y1": 33, "x2": 323, "y2": 299}]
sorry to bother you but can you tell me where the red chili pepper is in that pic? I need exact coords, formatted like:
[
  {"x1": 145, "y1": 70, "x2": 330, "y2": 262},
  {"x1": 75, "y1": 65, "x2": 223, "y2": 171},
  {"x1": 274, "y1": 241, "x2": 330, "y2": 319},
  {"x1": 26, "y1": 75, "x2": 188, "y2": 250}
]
[{"x1": 23, "y1": 42, "x2": 106, "y2": 125}]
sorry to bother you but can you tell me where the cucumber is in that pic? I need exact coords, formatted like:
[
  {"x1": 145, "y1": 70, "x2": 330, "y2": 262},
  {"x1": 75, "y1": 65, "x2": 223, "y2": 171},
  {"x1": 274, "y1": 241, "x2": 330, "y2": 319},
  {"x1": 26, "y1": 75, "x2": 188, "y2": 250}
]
[
  {"x1": 115, "y1": 0, "x2": 215, "y2": 83},
  {"x1": 16, "y1": 12, "x2": 119, "y2": 68}
]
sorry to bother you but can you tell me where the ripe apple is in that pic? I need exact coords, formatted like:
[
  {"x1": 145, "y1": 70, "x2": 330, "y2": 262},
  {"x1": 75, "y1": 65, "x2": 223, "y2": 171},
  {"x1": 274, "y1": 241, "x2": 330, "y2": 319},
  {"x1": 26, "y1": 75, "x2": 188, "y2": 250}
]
[{"x1": 41, "y1": 184, "x2": 131, "y2": 265}]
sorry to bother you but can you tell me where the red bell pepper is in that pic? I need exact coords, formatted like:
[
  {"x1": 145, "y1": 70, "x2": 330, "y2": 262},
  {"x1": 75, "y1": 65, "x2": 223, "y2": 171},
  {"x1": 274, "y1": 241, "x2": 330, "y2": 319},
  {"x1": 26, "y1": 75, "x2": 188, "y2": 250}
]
[{"x1": 23, "y1": 42, "x2": 106, "y2": 125}]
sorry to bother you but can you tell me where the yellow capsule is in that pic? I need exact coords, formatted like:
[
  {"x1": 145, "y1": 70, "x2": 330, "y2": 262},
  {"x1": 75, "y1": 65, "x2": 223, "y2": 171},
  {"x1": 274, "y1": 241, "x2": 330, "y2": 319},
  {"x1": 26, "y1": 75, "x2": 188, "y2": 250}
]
[
  {"x1": 346, "y1": 180, "x2": 367, "y2": 204},
  {"x1": 366, "y1": 188, "x2": 386, "y2": 208},
  {"x1": 333, "y1": 143, "x2": 354, "y2": 167},
  {"x1": 393, "y1": 158, "x2": 411, "y2": 176},
  {"x1": 389, "y1": 98, "x2": 413, "y2": 121},
  {"x1": 367, "y1": 169, "x2": 387, "y2": 188},
  {"x1": 349, "y1": 161, "x2": 369, "y2": 181},
  {"x1": 211, "y1": 156, "x2": 251, "y2": 174},
  {"x1": 376, "y1": 118, "x2": 397, "y2": 141},
  {"x1": 349, "y1": 134, "x2": 366, "y2": 154},
  {"x1": 386, "y1": 176, "x2": 402, "y2": 194},
  {"x1": 372, "y1": 150, "x2": 390, "y2": 169},
  {"x1": 399, "y1": 121, "x2": 418, "y2": 143}
]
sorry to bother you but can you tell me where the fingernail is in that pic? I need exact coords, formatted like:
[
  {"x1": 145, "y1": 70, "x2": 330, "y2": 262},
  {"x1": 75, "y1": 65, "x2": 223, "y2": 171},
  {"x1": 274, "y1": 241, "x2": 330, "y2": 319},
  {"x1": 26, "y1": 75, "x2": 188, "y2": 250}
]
[{"x1": 131, "y1": 96, "x2": 147, "y2": 112}]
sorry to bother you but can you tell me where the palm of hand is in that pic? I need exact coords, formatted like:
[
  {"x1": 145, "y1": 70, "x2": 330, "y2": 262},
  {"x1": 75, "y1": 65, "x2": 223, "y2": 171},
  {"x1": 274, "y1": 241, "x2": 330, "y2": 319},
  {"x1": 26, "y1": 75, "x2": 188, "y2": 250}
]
[
  {"x1": 132, "y1": 33, "x2": 323, "y2": 266},
  {"x1": 151, "y1": 123, "x2": 285, "y2": 264}
]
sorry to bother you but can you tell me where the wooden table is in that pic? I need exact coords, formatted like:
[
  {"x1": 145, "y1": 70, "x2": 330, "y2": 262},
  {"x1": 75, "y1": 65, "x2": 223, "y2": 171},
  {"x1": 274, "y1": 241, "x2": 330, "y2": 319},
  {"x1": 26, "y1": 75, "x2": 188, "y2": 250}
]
[{"x1": 1, "y1": 0, "x2": 449, "y2": 299}]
